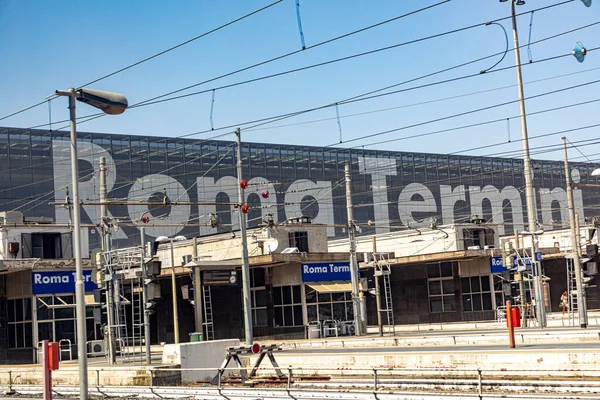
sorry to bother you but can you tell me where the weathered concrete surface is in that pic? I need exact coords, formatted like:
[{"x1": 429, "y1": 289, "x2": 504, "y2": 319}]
[{"x1": 162, "y1": 339, "x2": 241, "y2": 383}]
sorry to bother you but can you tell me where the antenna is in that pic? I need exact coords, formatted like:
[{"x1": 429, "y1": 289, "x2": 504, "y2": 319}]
[{"x1": 573, "y1": 42, "x2": 587, "y2": 63}]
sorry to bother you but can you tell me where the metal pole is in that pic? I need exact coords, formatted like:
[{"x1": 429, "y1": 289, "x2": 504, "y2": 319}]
[
  {"x1": 345, "y1": 164, "x2": 363, "y2": 336},
  {"x1": 192, "y1": 237, "x2": 204, "y2": 334},
  {"x1": 509, "y1": 0, "x2": 545, "y2": 328},
  {"x1": 562, "y1": 137, "x2": 588, "y2": 328},
  {"x1": 99, "y1": 157, "x2": 116, "y2": 364},
  {"x1": 373, "y1": 236, "x2": 383, "y2": 336},
  {"x1": 140, "y1": 227, "x2": 152, "y2": 362},
  {"x1": 170, "y1": 239, "x2": 180, "y2": 344},
  {"x1": 67, "y1": 90, "x2": 89, "y2": 400},
  {"x1": 236, "y1": 128, "x2": 253, "y2": 344},
  {"x1": 514, "y1": 230, "x2": 527, "y2": 328}
]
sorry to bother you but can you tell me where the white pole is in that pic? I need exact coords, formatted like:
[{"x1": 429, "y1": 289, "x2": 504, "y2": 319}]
[
  {"x1": 509, "y1": 0, "x2": 545, "y2": 328},
  {"x1": 345, "y1": 164, "x2": 363, "y2": 336},
  {"x1": 236, "y1": 128, "x2": 253, "y2": 344},
  {"x1": 562, "y1": 137, "x2": 588, "y2": 328},
  {"x1": 67, "y1": 89, "x2": 89, "y2": 400}
]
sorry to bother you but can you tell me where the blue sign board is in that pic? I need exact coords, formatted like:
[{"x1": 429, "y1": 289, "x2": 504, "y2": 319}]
[
  {"x1": 490, "y1": 256, "x2": 507, "y2": 273},
  {"x1": 301, "y1": 262, "x2": 355, "y2": 282},
  {"x1": 32, "y1": 270, "x2": 98, "y2": 295},
  {"x1": 512, "y1": 252, "x2": 543, "y2": 268}
]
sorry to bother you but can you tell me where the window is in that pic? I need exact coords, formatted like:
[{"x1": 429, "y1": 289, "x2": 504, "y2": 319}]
[
  {"x1": 461, "y1": 276, "x2": 493, "y2": 311},
  {"x1": 289, "y1": 231, "x2": 309, "y2": 253},
  {"x1": 273, "y1": 285, "x2": 303, "y2": 327},
  {"x1": 305, "y1": 286, "x2": 354, "y2": 323},
  {"x1": 250, "y1": 268, "x2": 267, "y2": 326},
  {"x1": 427, "y1": 262, "x2": 456, "y2": 313},
  {"x1": 8, "y1": 298, "x2": 33, "y2": 348},
  {"x1": 36, "y1": 294, "x2": 99, "y2": 343}
]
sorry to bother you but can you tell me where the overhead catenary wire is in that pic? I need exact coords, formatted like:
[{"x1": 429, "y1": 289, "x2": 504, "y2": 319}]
[{"x1": 0, "y1": 0, "x2": 285, "y2": 122}]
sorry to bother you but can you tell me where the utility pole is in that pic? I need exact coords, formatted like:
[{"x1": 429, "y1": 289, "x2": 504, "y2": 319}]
[
  {"x1": 514, "y1": 230, "x2": 527, "y2": 328},
  {"x1": 192, "y1": 237, "x2": 204, "y2": 335},
  {"x1": 140, "y1": 227, "x2": 152, "y2": 362},
  {"x1": 345, "y1": 164, "x2": 364, "y2": 336},
  {"x1": 66, "y1": 91, "x2": 89, "y2": 400},
  {"x1": 372, "y1": 236, "x2": 383, "y2": 336},
  {"x1": 507, "y1": 0, "x2": 546, "y2": 328},
  {"x1": 170, "y1": 240, "x2": 180, "y2": 344},
  {"x1": 236, "y1": 128, "x2": 253, "y2": 344},
  {"x1": 99, "y1": 157, "x2": 116, "y2": 364},
  {"x1": 562, "y1": 137, "x2": 588, "y2": 328}
]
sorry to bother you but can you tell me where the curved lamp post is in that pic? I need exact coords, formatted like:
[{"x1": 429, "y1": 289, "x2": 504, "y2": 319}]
[{"x1": 53, "y1": 88, "x2": 127, "y2": 400}]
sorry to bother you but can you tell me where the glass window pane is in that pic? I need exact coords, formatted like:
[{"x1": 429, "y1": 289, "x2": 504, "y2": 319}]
[
  {"x1": 481, "y1": 276, "x2": 491, "y2": 292},
  {"x1": 318, "y1": 304, "x2": 332, "y2": 320},
  {"x1": 282, "y1": 286, "x2": 292, "y2": 304},
  {"x1": 55, "y1": 306, "x2": 74, "y2": 320},
  {"x1": 345, "y1": 302, "x2": 354, "y2": 320},
  {"x1": 443, "y1": 297, "x2": 456, "y2": 312},
  {"x1": 283, "y1": 306, "x2": 293, "y2": 326},
  {"x1": 332, "y1": 292, "x2": 345, "y2": 302},
  {"x1": 305, "y1": 287, "x2": 316, "y2": 303},
  {"x1": 56, "y1": 320, "x2": 75, "y2": 343},
  {"x1": 428, "y1": 280, "x2": 441, "y2": 295},
  {"x1": 427, "y1": 264, "x2": 440, "y2": 278},
  {"x1": 37, "y1": 297, "x2": 53, "y2": 321},
  {"x1": 8, "y1": 300, "x2": 15, "y2": 323},
  {"x1": 23, "y1": 298, "x2": 32, "y2": 321},
  {"x1": 470, "y1": 277, "x2": 481, "y2": 292},
  {"x1": 442, "y1": 279, "x2": 455, "y2": 295},
  {"x1": 255, "y1": 309, "x2": 268, "y2": 326},
  {"x1": 24, "y1": 322, "x2": 33, "y2": 348},
  {"x1": 16, "y1": 323, "x2": 24, "y2": 348},
  {"x1": 293, "y1": 305, "x2": 303, "y2": 326},
  {"x1": 15, "y1": 299, "x2": 23, "y2": 322},
  {"x1": 8, "y1": 325, "x2": 15, "y2": 348},
  {"x1": 333, "y1": 303, "x2": 345, "y2": 320},
  {"x1": 292, "y1": 286, "x2": 301, "y2": 303},
  {"x1": 472, "y1": 294, "x2": 483, "y2": 311},
  {"x1": 274, "y1": 307, "x2": 284, "y2": 327},
  {"x1": 430, "y1": 297, "x2": 443, "y2": 312},
  {"x1": 482, "y1": 293, "x2": 493, "y2": 311},
  {"x1": 38, "y1": 321, "x2": 53, "y2": 341},
  {"x1": 440, "y1": 262, "x2": 453, "y2": 277},
  {"x1": 461, "y1": 278, "x2": 470, "y2": 293},
  {"x1": 307, "y1": 305, "x2": 317, "y2": 322},
  {"x1": 318, "y1": 292, "x2": 331, "y2": 303},
  {"x1": 255, "y1": 290, "x2": 267, "y2": 307},
  {"x1": 273, "y1": 287, "x2": 282, "y2": 305},
  {"x1": 462, "y1": 295, "x2": 472, "y2": 312}
]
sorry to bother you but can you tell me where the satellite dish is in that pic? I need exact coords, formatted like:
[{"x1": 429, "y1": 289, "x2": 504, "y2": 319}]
[
  {"x1": 581, "y1": 0, "x2": 592, "y2": 7},
  {"x1": 573, "y1": 42, "x2": 587, "y2": 63},
  {"x1": 263, "y1": 238, "x2": 279, "y2": 254}
]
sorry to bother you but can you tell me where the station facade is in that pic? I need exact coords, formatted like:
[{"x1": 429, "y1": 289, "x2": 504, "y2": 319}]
[{"x1": 1, "y1": 127, "x2": 600, "y2": 364}]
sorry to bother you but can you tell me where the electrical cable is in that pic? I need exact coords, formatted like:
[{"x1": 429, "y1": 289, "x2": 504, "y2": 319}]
[{"x1": 0, "y1": 0, "x2": 284, "y2": 122}]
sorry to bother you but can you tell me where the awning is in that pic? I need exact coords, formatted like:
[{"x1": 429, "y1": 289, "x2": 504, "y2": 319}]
[{"x1": 306, "y1": 282, "x2": 352, "y2": 293}]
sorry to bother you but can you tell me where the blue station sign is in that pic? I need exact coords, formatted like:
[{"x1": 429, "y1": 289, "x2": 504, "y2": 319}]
[
  {"x1": 490, "y1": 256, "x2": 507, "y2": 273},
  {"x1": 301, "y1": 262, "x2": 355, "y2": 282},
  {"x1": 32, "y1": 270, "x2": 98, "y2": 295}
]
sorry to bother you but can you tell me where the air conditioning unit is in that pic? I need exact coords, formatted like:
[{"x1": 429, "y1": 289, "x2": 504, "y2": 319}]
[{"x1": 87, "y1": 340, "x2": 106, "y2": 357}]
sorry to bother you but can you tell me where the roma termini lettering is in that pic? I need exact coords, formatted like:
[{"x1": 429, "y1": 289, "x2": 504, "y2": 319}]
[{"x1": 0, "y1": 127, "x2": 598, "y2": 248}]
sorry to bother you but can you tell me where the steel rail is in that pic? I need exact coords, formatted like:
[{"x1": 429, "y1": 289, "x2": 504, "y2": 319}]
[{"x1": 4, "y1": 383, "x2": 600, "y2": 400}]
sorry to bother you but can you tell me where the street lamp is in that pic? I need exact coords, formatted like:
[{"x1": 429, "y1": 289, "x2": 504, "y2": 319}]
[
  {"x1": 53, "y1": 88, "x2": 127, "y2": 400},
  {"x1": 156, "y1": 235, "x2": 187, "y2": 344},
  {"x1": 498, "y1": 0, "x2": 546, "y2": 328}
]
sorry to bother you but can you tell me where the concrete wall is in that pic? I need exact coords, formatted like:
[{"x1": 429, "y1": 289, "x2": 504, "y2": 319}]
[
  {"x1": 162, "y1": 339, "x2": 241, "y2": 383},
  {"x1": 156, "y1": 224, "x2": 328, "y2": 268},
  {"x1": 0, "y1": 226, "x2": 89, "y2": 261}
]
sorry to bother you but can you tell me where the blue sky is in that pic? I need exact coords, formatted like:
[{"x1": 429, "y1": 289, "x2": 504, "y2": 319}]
[{"x1": 1, "y1": 0, "x2": 599, "y2": 162}]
